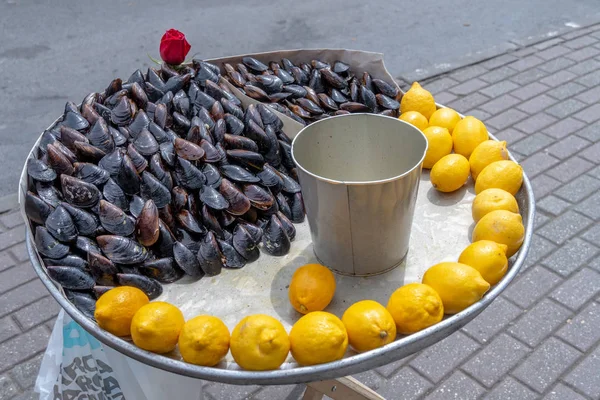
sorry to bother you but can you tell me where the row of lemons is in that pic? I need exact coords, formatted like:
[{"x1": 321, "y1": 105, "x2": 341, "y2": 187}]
[{"x1": 92, "y1": 81, "x2": 526, "y2": 371}]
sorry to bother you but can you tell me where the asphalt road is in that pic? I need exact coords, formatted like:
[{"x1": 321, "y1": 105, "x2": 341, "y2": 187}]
[{"x1": 2, "y1": 0, "x2": 599, "y2": 197}]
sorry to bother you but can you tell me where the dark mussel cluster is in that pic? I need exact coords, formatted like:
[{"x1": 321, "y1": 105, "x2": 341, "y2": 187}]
[
  {"x1": 25, "y1": 60, "x2": 305, "y2": 318},
  {"x1": 221, "y1": 56, "x2": 402, "y2": 125}
]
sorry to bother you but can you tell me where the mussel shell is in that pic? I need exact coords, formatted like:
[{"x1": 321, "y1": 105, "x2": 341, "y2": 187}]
[
  {"x1": 87, "y1": 119, "x2": 115, "y2": 154},
  {"x1": 340, "y1": 102, "x2": 371, "y2": 113},
  {"x1": 116, "y1": 273, "x2": 162, "y2": 299},
  {"x1": 379, "y1": 109, "x2": 397, "y2": 117},
  {"x1": 27, "y1": 158, "x2": 56, "y2": 183},
  {"x1": 153, "y1": 220, "x2": 175, "y2": 257},
  {"x1": 98, "y1": 200, "x2": 135, "y2": 236},
  {"x1": 217, "y1": 239, "x2": 246, "y2": 269},
  {"x1": 194, "y1": 61, "x2": 220, "y2": 87},
  {"x1": 232, "y1": 224, "x2": 260, "y2": 262},
  {"x1": 63, "y1": 111, "x2": 90, "y2": 132},
  {"x1": 175, "y1": 158, "x2": 206, "y2": 190},
  {"x1": 73, "y1": 162, "x2": 109, "y2": 186},
  {"x1": 174, "y1": 138, "x2": 205, "y2": 161},
  {"x1": 376, "y1": 94, "x2": 400, "y2": 110},
  {"x1": 61, "y1": 175, "x2": 100, "y2": 208},
  {"x1": 223, "y1": 134, "x2": 259, "y2": 153},
  {"x1": 219, "y1": 179, "x2": 251, "y2": 216},
  {"x1": 280, "y1": 171, "x2": 302, "y2": 193},
  {"x1": 59, "y1": 126, "x2": 89, "y2": 151},
  {"x1": 332, "y1": 61, "x2": 350, "y2": 75},
  {"x1": 278, "y1": 140, "x2": 295, "y2": 170},
  {"x1": 129, "y1": 195, "x2": 145, "y2": 219},
  {"x1": 176, "y1": 209, "x2": 207, "y2": 235},
  {"x1": 196, "y1": 232, "x2": 223, "y2": 276},
  {"x1": 289, "y1": 192, "x2": 306, "y2": 223},
  {"x1": 275, "y1": 68, "x2": 295, "y2": 85},
  {"x1": 261, "y1": 214, "x2": 291, "y2": 256},
  {"x1": 205, "y1": 80, "x2": 227, "y2": 102},
  {"x1": 257, "y1": 164, "x2": 285, "y2": 193},
  {"x1": 172, "y1": 186, "x2": 188, "y2": 212},
  {"x1": 25, "y1": 191, "x2": 54, "y2": 225},
  {"x1": 296, "y1": 98, "x2": 324, "y2": 115},
  {"x1": 35, "y1": 182, "x2": 62, "y2": 208},
  {"x1": 359, "y1": 85, "x2": 378, "y2": 112},
  {"x1": 321, "y1": 68, "x2": 348, "y2": 90},
  {"x1": 318, "y1": 93, "x2": 339, "y2": 111},
  {"x1": 74, "y1": 235, "x2": 101, "y2": 255},
  {"x1": 97, "y1": 235, "x2": 148, "y2": 264},
  {"x1": 312, "y1": 59, "x2": 331, "y2": 70},
  {"x1": 224, "y1": 113, "x2": 245, "y2": 136},
  {"x1": 139, "y1": 257, "x2": 184, "y2": 283},
  {"x1": 330, "y1": 88, "x2": 348, "y2": 104},
  {"x1": 110, "y1": 97, "x2": 132, "y2": 126},
  {"x1": 61, "y1": 202, "x2": 98, "y2": 237},
  {"x1": 308, "y1": 69, "x2": 325, "y2": 93},
  {"x1": 44, "y1": 255, "x2": 87, "y2": 270},
  {"x1": 135, "y1": 200, "x2": 160, "y2": 247},
  {"x1": 128, "y1": 144, "x2": 148, "y2": 173},
  {"x1": 47, "y1": 266, "x2": 95, "y2": 290},
  {"x1": 45, "y1": 205, "x2": 78, "y2": 243},
  {"x1": 173, "y1": 241, "x2": 204, "y2": 278},
  {"x1": 140, "y1": 171, "x2": 172, "y2": 208},
  {"x1": 200, "y1": 139, "x2": 223, "y2": 163},
  {"x1": 65, "y1": 290, "x2": 97, "y2": 320},
  {"x1": 116, "y1": 154, "x2": 141, "y2": 195},
  {"x1": 197, "y1": 107, "x2": 215, "y2": 131},
  {"x1": 255, "y1": 74, "x2": 283, "y2": 94},
  {"x1": 149, "y1": 153, "x2": 173, "y2": 191},
  {"x1": 237, "y1": 219, "x2": 263, "y2": 244},
  {"x1": 102, "y1": 178, "x2": 129, "y2": 212},
  {"x1": 243, "y1": 184, "x2": 275, "y2": 210},
  {"x1": 372, "y1": 78, "x2": 400, "y2": 98},
  {"x1": 226, "y1": 149, "x2": 265, "y2": 170},
  {"x1": 159, "y1": 142, "x2": 177, "y2": 168},
  {"x1": 200, "y1": 204, "x2": 224, "y2": 239},
  {"x1": 129, "y1": 110, "x2": 151, "y2": 138},
  {"x1": 210, "y1": 101, "x2": 225, "y2": 121},
  {"x1": 164, "y1": 73, "x2": 191, "y2": 95},
  {"x1": 221, "y1": 99, "x2": 244, "y2": 121},
  {"x1": 73, "y1": 142, "x2": 106, "y2": 163},
  {"x1": 219, "y1": 164, "x2": 260, "y2": 183},
  {"x1": 242, "y1": 56, "x2": 268, "y2": 72},
  {"x1": 244, "y1": 85, "x2": 270, "y2": 102},
  {"x1": 276, "y1": 192, "x2": 292, "y2": 220},
  {"x1": 99, "y1": 150, "x2": 124, "y2": 176},
  {"x1": 277, "y1": 211, "x2": 296, "y2": 241},
  {"x1": 172, "y1": 111, "x2": 191, "y2": 135},
  {"x1": 290, "y1": 67, "x2": 309, "y2": 86},
  {"x1": 47, "y1": 144, "x2": 74, "y2": 176},
  {"x1": 132, "y1": 129, "x2": 159, "y2": 156},
  {"x1": 199, "y1": 185, "x2": 229, "y2": 210},
  {"x1": 159, "y1": 204, "x2": 177, "y2": 234},
  {"x1": 87, "y1": 251, "x2": 119, "y2": 286},
  {"x1": 283, "y1": 84, "x2": 307, "y2": 99},
  {"x1": 202, "y1": 163, "x2": 222, "y2": 188}
]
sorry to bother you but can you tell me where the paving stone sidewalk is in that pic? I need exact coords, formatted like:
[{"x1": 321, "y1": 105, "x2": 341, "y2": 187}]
[{"x1": 3, "y1": 25, "x2": 600, "y2": 400}]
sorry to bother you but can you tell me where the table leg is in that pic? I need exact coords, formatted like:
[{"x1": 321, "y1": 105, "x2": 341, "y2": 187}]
[{"x1": 304, "y1": 376, "x2": 385, "y2": 400}]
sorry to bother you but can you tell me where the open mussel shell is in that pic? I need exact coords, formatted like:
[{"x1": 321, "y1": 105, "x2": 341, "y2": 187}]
[
  {"x1": 135, "y1": 200, "x2": 160, "y2": 247},
  {"x1": 140, "y1": 257, "x2": 184, "y2": 283},
  {"x1": 87, "y1": 251, "x2": 119, "y2": 286},
  {"x1": 261, "y1": 214, "x2": 291, "y2": 256},
  {"x1": 47, "y1": 266, "x2": 95, "y2": 290},
  {"x1": 197, "y1": 231, "x2": 223, "y2": 276},
  {"x1": 25, "y1": 191, "x2": 54, "y2": 225},
  {"x1": 232, "y1": 224, "x2": 260, "y2": 262},
  {"x1": 45, "y1": 205, "x2": 78, "y2": 243},
  {"x1": 173, "y1": 241, "x2": 204, "y2": 278},
  {"x1": 98, "y1": 200, "x2": 135, "y2": 236},
  {"x1": 65, "y1": 290, "x2": 97, "y2": 320},
  {"x1": 27, "y1": 158, "x2": 56, "y2": 183},
  {"x1": 35, "y1": 226, "x2": 70, "y2": 259},
  {"x1": 97, "y1": 235, "x2": 148, "y2": 265},
  {"x1": 44, "y1": 255, "x2": 87, "y2": 270},
  {"x1": 117, "y1": 273, "x2": 162, "y2": 299}
]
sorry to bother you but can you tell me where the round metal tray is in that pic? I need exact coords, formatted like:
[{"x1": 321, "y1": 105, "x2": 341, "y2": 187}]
[{"x1": 21, "y1": 117, "x2": 535, "y2": 386}]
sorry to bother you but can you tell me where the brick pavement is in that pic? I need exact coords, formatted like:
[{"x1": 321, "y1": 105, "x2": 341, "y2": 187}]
[{"x1": 2, "y1": 24, "x2": 600, "y2": 400}]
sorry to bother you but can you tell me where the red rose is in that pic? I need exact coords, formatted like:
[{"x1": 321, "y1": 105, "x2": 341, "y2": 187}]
[{"x1": 159, "y1": 29, "x2": 191, "y2": 65}]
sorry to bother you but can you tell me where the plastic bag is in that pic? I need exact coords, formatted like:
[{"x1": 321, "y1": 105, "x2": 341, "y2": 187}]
[
  {"x1": 36, "y1": 310, "x2": 205, "y2": 400},
  {"x1": 35, "y1": 310, "x2": 127, "y2": 399}
]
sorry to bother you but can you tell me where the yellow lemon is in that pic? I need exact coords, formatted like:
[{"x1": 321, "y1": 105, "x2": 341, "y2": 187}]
[
  {"x1": 472, "y1": 210, "x2": 525, "y2": 257},
  {"x1": 130, "y1": 302, "x2": 185, "y2": 354},
  {"x1": 399, "y1": 111, "x2": 429, "y2": 131},
  {"x1": 230, "y1": 314, "x2": 290, "y2": 371},
  {"x1": 94, "y1": 286, "x2": 149, "y2": 337},
  {"x1": 342, "y1": 300, "x2": 396, "y2": 352},
  {"x1": 452, "y1": 116, "x2": 488, "y2": 158},
  {"x1": 459, "y1": 240, "x2": 509, "y2": 285},
  {"x1": 178, "y1": 315, "x2": 230, "y2": 367},
  {"x1": 475, "y1": 160, "x2": 523, "y2": 195},
  {"x1": 386, "y1": 283, "x2": 444, "y2": 335},
  {"x1": 472, "y1": 188, "x2": 519, "y2": 222},
  {"x1": 290, "y1": 311, "x2": 348, "y2": 366},
  {"x1": 422, "y1": 126, "x2": 453, "y2": 169},
  {"x1": 469, "y1": 140, "x2": 509, "y2": 181},
  {"x1": 422, "y1": 262, "x2": 490, "y2": 314},
  {"x1": 400, "y1": 82, "x2": 437, "y2": 119},
  {"x1": 430, "y1": 154, "x2": 470, "y2": 192},
  {"x1": 429, "y1": 108, "x2": 461, "y2": 134},
  {"x1": 288, "y1": 264, "x2": 336, "y2": 314}
]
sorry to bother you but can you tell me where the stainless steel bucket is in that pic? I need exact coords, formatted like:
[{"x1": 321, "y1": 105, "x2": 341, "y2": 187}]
[{"x1": 291, "y1": 114, "x2": 428, "y2": 276}]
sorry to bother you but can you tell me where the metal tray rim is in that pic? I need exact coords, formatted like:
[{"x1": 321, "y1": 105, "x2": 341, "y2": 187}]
[{"x1": 22, "y1": 109, "x2": 536, "y2": 386}]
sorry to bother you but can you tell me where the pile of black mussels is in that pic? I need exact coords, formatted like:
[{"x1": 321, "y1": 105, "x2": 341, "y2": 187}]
[{"x1": 24, "y1": 60, "x2": 305, "y2": 318}]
